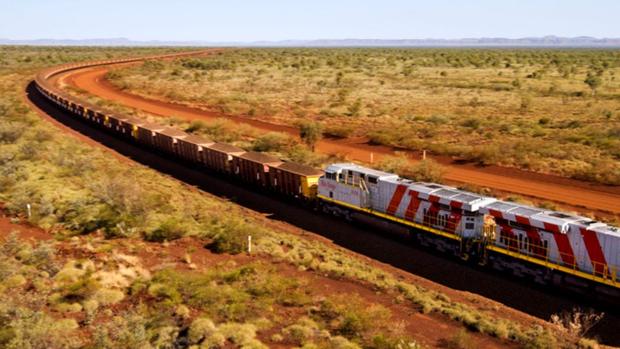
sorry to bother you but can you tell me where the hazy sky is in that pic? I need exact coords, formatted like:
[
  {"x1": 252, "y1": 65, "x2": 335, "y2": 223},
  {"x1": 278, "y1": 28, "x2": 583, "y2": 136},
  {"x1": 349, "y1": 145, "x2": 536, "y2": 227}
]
[{"x1": 2, "y1": 0, "x2": 619, "y2": 41}]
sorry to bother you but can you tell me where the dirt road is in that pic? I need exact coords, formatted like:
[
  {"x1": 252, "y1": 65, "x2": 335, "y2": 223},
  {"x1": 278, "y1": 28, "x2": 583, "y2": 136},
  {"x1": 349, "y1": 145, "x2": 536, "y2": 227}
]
[{"x1": 61, "y1": 65, "x2": 620, "y2": 215}]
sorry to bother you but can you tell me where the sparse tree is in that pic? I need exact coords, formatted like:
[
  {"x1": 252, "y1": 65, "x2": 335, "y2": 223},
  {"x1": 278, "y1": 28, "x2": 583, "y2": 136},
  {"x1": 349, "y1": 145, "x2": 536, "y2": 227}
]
[
  {"x1": 519, "y1": 95, "x2": 532, "y2": 113},
  {"x1": 335, "y1": 71, "x2": 344, "y2": 86},
  {"x1": 550, "y1": 307, "x2": 604, "y2": 337},
  {"x1": 584, "y1": 72, "x2": 602, "y2": 96},
  {"x1": 347, "y1": 98, "x2": 362, "y2": 117},
  {"x1": 299, "y1": 121, "x2": 323, "y2": 152}
]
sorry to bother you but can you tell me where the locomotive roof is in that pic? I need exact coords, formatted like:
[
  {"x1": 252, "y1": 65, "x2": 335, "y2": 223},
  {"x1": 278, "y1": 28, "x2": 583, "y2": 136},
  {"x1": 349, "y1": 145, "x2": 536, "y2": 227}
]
[
  {"x1": 400, "y1": 181, "x2": 496, "y2": 211},
  {"x1": 589, "y1": 224, "x2": 620, "y2": 237},
  {"x1": 481, "y1": 200, "x2": 620, "y2": 236},
  {"x1": 325, "y1": 163, "x2": 397, "y2": 179},
  {"x1": 275, "y1": 162, "x2": 324, "y2": 176},
  {"x1": 238, "y1": 151, "x2": 283, "y2": 165},
  {"x1": 480, "y1": 200, "x2": 593, "y2": 231}
]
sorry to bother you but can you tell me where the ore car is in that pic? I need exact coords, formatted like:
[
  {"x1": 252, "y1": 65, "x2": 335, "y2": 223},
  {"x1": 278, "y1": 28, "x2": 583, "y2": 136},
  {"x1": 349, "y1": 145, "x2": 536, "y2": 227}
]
[
  {"x1": 204, "y1": 142, "x2": 245, "y2": 173},
  {"x1": 154, "y1": 127, "x2": 188, "y2": 155},
  {"x1": 177, "y1": 134, "x2": 214, "y2": 164},
  {"x1": 231, "y1": 151, "x2": 282, "y2": 187},
  {"x1": 136, "y1": 122, "x2": 165, "y2": 148},
  {"x1": 270, "y1": 162, "x2": 323, "y2": 199}
]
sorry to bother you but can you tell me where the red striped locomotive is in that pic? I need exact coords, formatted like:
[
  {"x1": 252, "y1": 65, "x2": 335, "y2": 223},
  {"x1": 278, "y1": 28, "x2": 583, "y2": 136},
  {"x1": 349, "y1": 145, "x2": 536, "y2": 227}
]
[
  {"x1": 33, "y1": 53, "x2": 620, "y2": 301},
  {"x1": 318, "y1": 163, "x2": 620, "y2": 298}
]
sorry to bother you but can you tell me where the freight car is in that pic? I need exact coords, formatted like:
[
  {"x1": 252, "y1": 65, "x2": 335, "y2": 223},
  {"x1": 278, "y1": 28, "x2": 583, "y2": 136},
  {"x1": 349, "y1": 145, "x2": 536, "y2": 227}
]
[
  {"x1": 270, "y1": 162, "x2": 323, "y2": 199},
  {"x1": 154, "y1": 127, "x2": 188, "y2": 155},
  {"x1": 203, "y1": 142, "x2": 245, "y2": 173},
  {"x1": 32, "y1": 54, "x2": 620, "y2": 301},
  {"x1": 177, "y1": 134, "x2": 214, "y2": 163},
  {"x1": 232, "y1": 152, "x2": 282, "y2": 187}
]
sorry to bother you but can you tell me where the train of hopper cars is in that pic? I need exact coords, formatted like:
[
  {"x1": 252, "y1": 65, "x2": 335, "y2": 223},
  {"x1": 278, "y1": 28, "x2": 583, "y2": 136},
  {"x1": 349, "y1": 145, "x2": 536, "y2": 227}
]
[{"x1": 34, "y1": 53, "x2": 620, "y2": 301}]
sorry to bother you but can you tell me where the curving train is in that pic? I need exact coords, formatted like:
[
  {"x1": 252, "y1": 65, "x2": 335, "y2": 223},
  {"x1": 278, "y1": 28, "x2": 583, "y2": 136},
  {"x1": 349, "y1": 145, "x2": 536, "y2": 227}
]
[{"x1": 34, "y1": 52, "x2": 620, "y2": 300}]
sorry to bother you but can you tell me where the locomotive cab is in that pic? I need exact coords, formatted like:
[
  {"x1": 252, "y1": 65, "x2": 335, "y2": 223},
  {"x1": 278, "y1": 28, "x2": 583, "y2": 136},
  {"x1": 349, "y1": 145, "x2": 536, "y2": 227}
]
[{"x1": 461, "y1": 215, "x2": 480, "y2": 238}]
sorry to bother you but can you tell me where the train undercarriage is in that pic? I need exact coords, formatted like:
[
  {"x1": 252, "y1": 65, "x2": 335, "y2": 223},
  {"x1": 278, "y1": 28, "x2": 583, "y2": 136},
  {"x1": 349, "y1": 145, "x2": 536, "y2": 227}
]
[{"x1": 320, "y1": 200, "x2": 620, "y2": 303}]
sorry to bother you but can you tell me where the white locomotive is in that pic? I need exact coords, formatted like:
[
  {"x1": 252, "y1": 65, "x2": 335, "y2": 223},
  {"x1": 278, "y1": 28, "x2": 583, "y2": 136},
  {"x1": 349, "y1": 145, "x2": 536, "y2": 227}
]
[{"x1": 318, "y1": 163, "x2": 620, "y2": 297}]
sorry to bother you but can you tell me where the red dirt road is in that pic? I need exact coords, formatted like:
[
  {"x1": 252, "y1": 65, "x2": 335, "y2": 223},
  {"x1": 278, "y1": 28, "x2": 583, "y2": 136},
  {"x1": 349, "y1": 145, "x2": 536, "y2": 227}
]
[{"x1": 62, "y1": 66, "x2": 620, "y2": 215}]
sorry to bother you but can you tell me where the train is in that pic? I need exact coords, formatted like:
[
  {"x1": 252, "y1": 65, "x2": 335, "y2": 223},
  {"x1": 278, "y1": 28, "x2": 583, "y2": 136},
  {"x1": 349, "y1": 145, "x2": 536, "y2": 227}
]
[{"x1": 33, "y1": 53, "x2": 620, "y2": 301}]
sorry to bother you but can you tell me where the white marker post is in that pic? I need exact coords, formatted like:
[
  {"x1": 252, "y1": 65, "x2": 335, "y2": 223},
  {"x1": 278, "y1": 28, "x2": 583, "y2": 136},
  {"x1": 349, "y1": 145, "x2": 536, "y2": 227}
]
[
  {"x1": 370, "y1": 152, "x2": 374, "y2": 164},
  {"x1": 247, "y1": 235, "x2": 252, "y2": 254},
  {"x1": 26, "y1": 204, "x2": 31, "y2": 219}
]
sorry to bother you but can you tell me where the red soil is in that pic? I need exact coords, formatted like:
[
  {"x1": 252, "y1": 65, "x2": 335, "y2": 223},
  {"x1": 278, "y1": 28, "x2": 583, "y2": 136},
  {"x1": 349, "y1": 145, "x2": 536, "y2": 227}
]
[
  {"x1": 0, "y1": 206, "x2": 524, "y2": 348},
  {"x1": 62, "y1": 65, "x2": 620, "y2": 216}
]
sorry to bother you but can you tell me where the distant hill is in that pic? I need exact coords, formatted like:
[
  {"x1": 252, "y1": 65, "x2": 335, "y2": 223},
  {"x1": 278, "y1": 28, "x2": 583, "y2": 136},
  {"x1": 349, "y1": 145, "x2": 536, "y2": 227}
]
[{"x1": 2, "y1": 36, "x2": 620, "y2": 47}]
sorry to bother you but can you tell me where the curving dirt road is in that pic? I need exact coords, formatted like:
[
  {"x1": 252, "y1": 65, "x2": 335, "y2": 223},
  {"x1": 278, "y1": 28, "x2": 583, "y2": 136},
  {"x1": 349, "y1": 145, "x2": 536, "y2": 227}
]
[{"x1": 61, "y1": 65, "x2": 620, "y2": 216}]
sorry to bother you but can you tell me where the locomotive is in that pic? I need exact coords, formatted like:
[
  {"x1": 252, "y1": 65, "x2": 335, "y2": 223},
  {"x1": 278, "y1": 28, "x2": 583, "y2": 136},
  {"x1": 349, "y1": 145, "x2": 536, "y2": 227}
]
[
  {"x1": 318, "y1": 163, "x2": 620, "y2": 298},
  {"x1": 33, "y1": 53, "x2": 620, "y2": 300}
]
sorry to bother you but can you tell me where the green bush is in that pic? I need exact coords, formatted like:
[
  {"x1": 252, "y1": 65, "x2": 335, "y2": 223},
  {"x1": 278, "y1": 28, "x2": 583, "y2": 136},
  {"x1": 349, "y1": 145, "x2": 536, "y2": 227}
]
[
  {"x1": 252, "y1": 132, "x2": 292, "y2": 152},
  {"x1": 324, "y1": 125, "x2": 354, "y2": 138},
  {"x1": 185, "y1": 120, "x2": 207, "y2": 133},
  {"x1": 209, "y1": 218, "x2": 255, "y2": 254},
  {"x1": 145, "y1": 218, "x2": 186, "y2": 242},
  {"x1": 378, "y1": 155, "x2": 445, "y2": 182},
  {"x1": 444, "y1": 329, "x2": 474, "y2": 349}
]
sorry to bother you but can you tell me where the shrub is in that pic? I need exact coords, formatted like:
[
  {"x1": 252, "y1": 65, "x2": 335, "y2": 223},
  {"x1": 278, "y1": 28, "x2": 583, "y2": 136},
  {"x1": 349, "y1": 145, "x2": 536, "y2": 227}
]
[
  {"x1": 461, "y1": 118, "x2": 481, "y2": 129},
  {"x1": 520, "y1": 95, "x2": 532, "y2": 113},
  {"x1": 185, "y1": 120, "x2": 207, "y2": 133},
  {"x1": 2, "y1": 308, "x2": 82, "y2": 348},
  {"x1": 147, "y1": 283, "x2": 182, "y2": 305},
  {"x1": 54, "y1": 302, "x2": 83, "y2": 313},
  {"x1": 188, "y1": 317, "x2": 217, "y2": 344},
  {"x1": 208, "y1": 219, "x2": 255, "y2": 254},
  {"x1": 145, "y1": 218, "x2": 186, "y2": 242},
  {"x1": 330, "y1": 336, "x2": 362, "y2": 349},
  {"x1": 4, "y1": 274, "x2": 26, "y2": 288},
  {"x1": 577, "y1": 338, "x2": 600, "y2": 349},
  {"x1": 252, "y1": 132, "x2": 292, "y2": 152},
  {"x1": 181, "y1": 58, "x2": 231, "y2": 71},
  {"x1": 323, "y1": 125, "x2": 354, "y2": 139},
  {"x1": 405, "y1": 159, "x2": 445, "y2": 182},
  {"x1": 201, "y1": 332, "x2": 227, "y2": 348},
  {"x1": 522, "y1": 326, "x2": 558, "y2": 349},
  {"x1": 0, "y1": 122, "x2": 23, "y2": 144},
  {"x1": 312, "y1": 295, "x2": 391, "y2": 342},
  {"x1": 93, "y1": 289, "x2": 125, "y2": 306},
  {"x1": 218, "y1": 323, "x2": 258, "y2": 346},
  {"x1": 443, "y1": 329, "x2": 474, "y2": 349},
  {"x1": 299, "y1": 121, "x2": 323, "y2": 151},
  {"x1": 550, "y1": 307, "x2": 604, "y2": 337},
  {"x1": 378, "y1": 155, "x2": 445, "y2": 182},
  {"x1": 538, "y1": 117, "x2": 550, "y2": 125},
  {"x1": 372, "y1": 335, "x2": 422, "y2": 349},
  {"x1": 282, "y1": 317, "x2": 319, "y2": 345}
]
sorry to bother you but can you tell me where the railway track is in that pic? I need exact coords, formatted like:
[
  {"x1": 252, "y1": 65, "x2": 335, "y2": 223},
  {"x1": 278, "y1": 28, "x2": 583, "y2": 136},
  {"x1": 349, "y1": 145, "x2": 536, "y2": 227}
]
[{"x1": 27, "y1": 51, "x2": 620, "y2": 345}]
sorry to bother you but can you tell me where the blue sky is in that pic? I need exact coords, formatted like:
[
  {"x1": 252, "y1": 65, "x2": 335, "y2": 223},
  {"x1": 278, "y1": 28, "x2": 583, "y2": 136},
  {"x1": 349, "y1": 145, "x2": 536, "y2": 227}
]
[{"x1": 2, "y1": 0, "x2": 618, "y2": 41}]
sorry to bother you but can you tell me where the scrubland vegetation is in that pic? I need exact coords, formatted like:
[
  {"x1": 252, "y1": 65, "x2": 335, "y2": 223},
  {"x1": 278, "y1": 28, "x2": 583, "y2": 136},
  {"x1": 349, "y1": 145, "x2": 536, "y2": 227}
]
[
  {"x1": 109, "y1": 48, "x2": 620, "y2": 184},
  {"x1": 0, "y1": 46, "x2": 605, "y2": 348}
]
